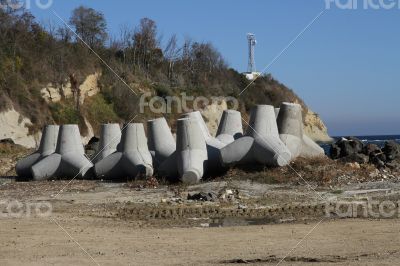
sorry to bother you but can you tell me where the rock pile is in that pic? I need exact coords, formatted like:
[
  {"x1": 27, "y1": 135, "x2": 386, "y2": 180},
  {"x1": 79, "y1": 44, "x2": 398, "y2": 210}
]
[{"x1": 330, "y1": 137, "x2": 400, "y2": 170}]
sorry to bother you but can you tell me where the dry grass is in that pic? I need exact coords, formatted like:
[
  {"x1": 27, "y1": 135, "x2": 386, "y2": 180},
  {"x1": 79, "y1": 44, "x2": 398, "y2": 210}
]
[
  {"x1": 222, "y1": 157, "x2": 382, "y2": 186},
  {"x1": 0, "y1": 143, "x2": 30, "y2": 176}
]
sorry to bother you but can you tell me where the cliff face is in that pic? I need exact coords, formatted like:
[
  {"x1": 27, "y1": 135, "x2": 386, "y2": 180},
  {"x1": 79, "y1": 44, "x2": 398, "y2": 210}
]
[
  {"x1": 0, "y1": 71, "x2": 332, "y2": 147},
  {"x1": 303, "y1": 109, "x2": 333, "y2": 143},
  {"x1": 0, "y1": 108, "x2": 40, "y2": 148},
  {"x1": 0, "y1": 73, "x2": 101, "y2": 148},
  {"x1": 40, "y1": 72, "x2": 101, "y2": 105}
]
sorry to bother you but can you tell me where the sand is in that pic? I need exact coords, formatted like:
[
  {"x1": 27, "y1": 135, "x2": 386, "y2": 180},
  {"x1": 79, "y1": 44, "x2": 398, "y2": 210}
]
[
  {"x1": 1, "y1": 217, "x2": 400, "y2": 265},
  {"x1": 1, "y1": 179, "x2": 400, "y2": 265}
]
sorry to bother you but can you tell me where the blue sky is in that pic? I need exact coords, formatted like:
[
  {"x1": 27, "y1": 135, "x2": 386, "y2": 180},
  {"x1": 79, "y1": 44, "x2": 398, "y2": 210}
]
[{"x1": 29, "y1": 0, "x2": 400, "y2": 136}]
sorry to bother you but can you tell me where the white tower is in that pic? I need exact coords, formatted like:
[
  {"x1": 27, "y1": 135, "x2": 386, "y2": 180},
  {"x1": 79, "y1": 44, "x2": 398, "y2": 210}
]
[
  {"x1": 247, "y1": 33, "x2": 257, "y2": 73},
  {"x1": 244, "y1": 33, "x2": 260, "y2": 80}
]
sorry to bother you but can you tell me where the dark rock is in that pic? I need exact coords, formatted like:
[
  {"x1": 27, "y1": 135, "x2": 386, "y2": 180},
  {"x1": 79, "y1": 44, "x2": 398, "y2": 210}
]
[
  {"x1": 85, "y1": 137, "x2": 100, "y2": 159},
  {"x1": 382, "y1": 140, "x2": 400, "y2": 161},
  {"x1": 87, "y1": 136, "x2": 100, "y2": 147},
  {"x1": 363, "y1": 144, "x2": 381, "y2": 156},
  {"x1": 85, "y1": 137, "x2": 99, "y2": 151},
  {"x1": 371, "y1": 157, "x2": 385, "y2": 169},
  {"x1": 341, "y1": 141, "x2": 356, "y2": 156},
  {"x1": 376, "y1": 153, "x2": 387, "y2": 162},
  {"x1": 340, "y1": 153, "x2": 369, "y2": 164},
  {"x1": 0, "y1": 138, "x2": 15, "y2": 145},
  {"x1": 330, "y1": 144, "x2": 341, "y2": 159},
  {"x1": 187, "y1": 192, "x2": 217, "y2": 202},
  {"x1": 330, "y1": 137, "x2": 364, "y2": 159},
  {"x1": 330, "y1": 138, "x2": 400, "y2": 170},
  {"x1": 386, "y1": 160, "x2": 400, "y2": 170},
  {"x1": 344, "y1": 137, "x2": 364, "y2": 155}
]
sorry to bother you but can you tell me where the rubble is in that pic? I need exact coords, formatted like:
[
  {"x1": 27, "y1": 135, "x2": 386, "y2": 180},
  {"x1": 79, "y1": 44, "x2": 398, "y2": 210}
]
[{"x1": 187, "y1": 192, "x2": 218, "y2": 202}]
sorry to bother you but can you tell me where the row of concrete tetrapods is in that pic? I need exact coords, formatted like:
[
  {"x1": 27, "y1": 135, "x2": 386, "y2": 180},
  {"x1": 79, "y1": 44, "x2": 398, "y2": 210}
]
[{"x1": 16, "y1": 102, "x2": 324, "y2": 184}]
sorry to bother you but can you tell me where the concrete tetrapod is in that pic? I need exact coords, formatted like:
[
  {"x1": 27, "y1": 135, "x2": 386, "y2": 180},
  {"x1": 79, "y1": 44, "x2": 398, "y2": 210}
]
[
  {"x1": 147, "y1": 117, "x2": 176, "y2": 166},
  {"x1": 274, "y1": 108, "x2": 280, "y2": 119},
  {"x1": 182, "y1": 111, "x2": 226, "y2": 172},
  {"x1": 16, "y1": 125, "x2": 59, "y2": 179},
  {"x1": 247, "y1": 105, "x2": 292, "y2": 166},
  {"x1": 276, "y1": 103, "x2": 303, "y2": 158},
  {"x1": 183, "y1": 111, "x2": 225, "y2": 148},
  {"x1": 93, "y1": 124, "x2": 121, "y2": 163},
  {"x1": 176, "y1": 118, "x2": 208, "y2": 184},
  {"x1": 302, "y1": 134, "x2": 325, "y2": 157},
  {"x1": 31, "y1": 125, "x2": 93, "y2": 181},
  {"x1": 220, "y1": 105, "x2": 291, "y2": 167},
  {"x1": 277, "y1": 102, "x2": 324, "y2": 158},
  {"x1": 94, "y1": 123, "x2": 153, "y2": 180},
  {"x1": 216, "y1": 110, "x2": 243, "y2": 145}
]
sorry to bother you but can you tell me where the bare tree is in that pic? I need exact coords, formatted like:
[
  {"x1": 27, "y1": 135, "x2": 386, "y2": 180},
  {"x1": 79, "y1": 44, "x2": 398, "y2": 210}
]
[
  {"x1": 181, "y1": 36, "x2": 193, "y2": 74},
  {"x1": 117, "y1": 24, "x2": 134, "y2": 65},
  {"x1": 56, "y1": 25, "x2": 73, "y2": 43},
  {"x1": 164, "y1": 34, "x2": 181, "y2": 79},
  {"x1": 119, "y1": 24, "x2": 133, "y2": 49},
  {"x1": 69, "y1": 6, "x2": 108, "y2": 47},
  {"x1": 132, "y1": 18, "x2": 159, "y2": 69},
  {"x1": 177, "y1": 40, "x2": 226, "y2": 82}
]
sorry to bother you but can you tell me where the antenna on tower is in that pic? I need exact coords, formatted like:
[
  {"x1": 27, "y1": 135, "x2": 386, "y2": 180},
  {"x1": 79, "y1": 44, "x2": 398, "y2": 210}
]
[{"x1": 247, "y1": 33, "x2": 257, "y2": 73}]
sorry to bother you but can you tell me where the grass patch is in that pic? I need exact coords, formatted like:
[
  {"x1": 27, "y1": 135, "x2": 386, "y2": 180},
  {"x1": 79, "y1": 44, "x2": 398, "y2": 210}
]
[
  {"x1": 81, "y1": 93, "x2": 120, "y2": 132},
  {"x1": 49, "y1": 100, "x2": 81, "y2": 125},
  {"x1": 222, "y1": 157, "x2": 378, "y2": 186},
  {"x1": 0, "y1": 143, "x2": 27, "y2": 155}
]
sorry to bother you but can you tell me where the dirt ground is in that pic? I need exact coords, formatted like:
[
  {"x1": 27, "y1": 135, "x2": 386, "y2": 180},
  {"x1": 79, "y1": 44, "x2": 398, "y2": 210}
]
[
  {"x1": 1, "y1": 217, "x2": 400, "y2": 265},
  {"x1": 2, "y1": 145, "x2": 400, "y2": 265},
  {"x1": 0, "y1": 179, "x2": 400, "y2": 265}
]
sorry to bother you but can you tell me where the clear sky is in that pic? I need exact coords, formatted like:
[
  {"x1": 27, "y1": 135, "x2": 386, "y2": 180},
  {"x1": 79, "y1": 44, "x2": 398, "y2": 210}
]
[{"x1": 28, "y1": 0, "x2": 400, "y2": 136}]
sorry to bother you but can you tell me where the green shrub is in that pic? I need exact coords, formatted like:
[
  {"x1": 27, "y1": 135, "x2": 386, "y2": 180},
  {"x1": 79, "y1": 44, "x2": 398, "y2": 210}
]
[
  {"x1": 154, "y1": 83, "x2": 173, "y2": 97},
  {"x1": 49, "y1": 101, "x2": 80, "y2": 125},
  {"x1": 82, "y1": 94, "x2": 120, "y2": 131}
]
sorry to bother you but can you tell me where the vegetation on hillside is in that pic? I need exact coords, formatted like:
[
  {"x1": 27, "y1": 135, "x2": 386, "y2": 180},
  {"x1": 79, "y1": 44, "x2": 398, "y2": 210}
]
[{"x1": 0, "y1": 3, "x2": 306, "y2": 134}]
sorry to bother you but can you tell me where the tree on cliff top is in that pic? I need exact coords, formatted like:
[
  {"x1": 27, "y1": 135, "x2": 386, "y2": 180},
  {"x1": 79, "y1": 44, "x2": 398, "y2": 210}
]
[
  {"x1": 70, "y1": 6, "x2": 108, "y2": 47},
  {"x1": 132, "y1": 18, "x2": 162, "y2": 70}
]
